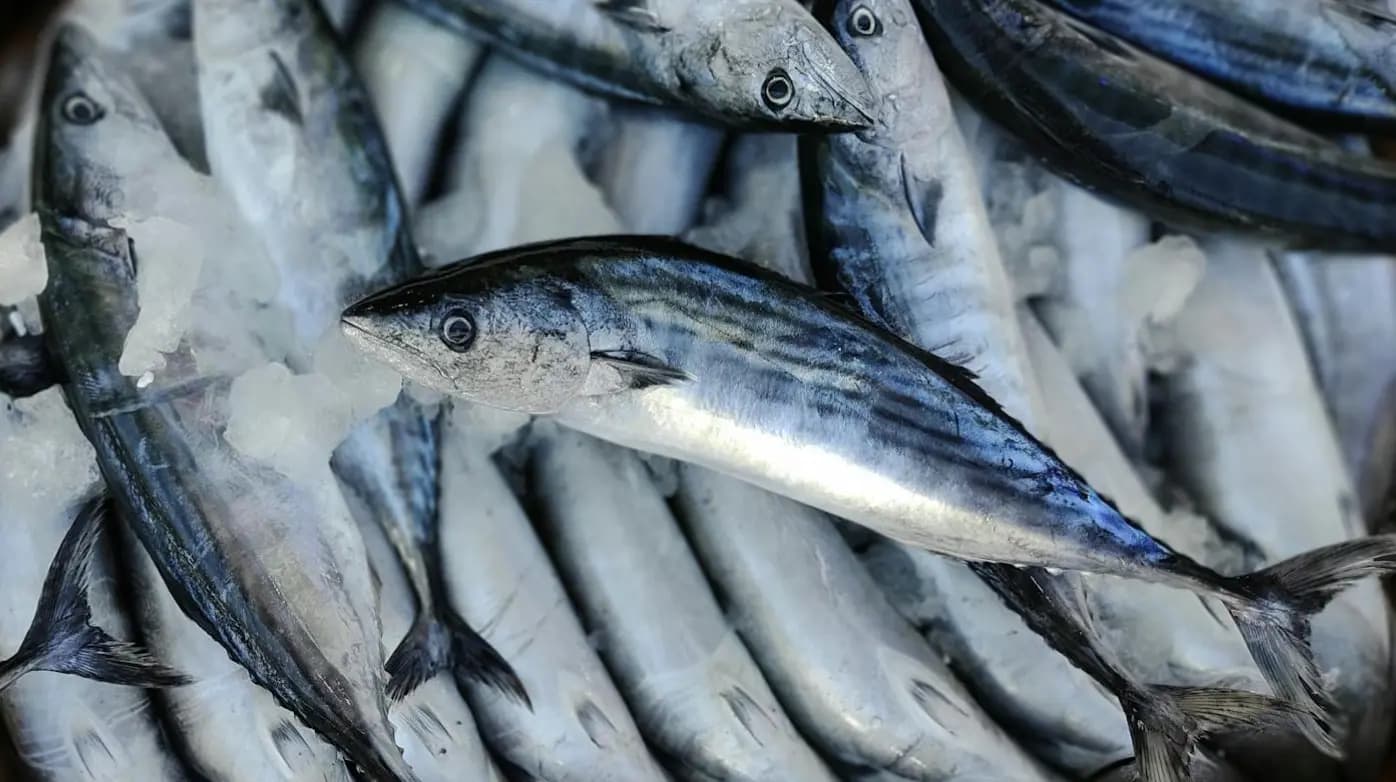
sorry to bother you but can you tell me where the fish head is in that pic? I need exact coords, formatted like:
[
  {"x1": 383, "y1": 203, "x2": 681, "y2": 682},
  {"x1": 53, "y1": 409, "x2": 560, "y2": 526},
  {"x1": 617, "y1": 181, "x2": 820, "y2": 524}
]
[
  {"x1": 674, "y1": 3, "x2": 876, "y2": 130},
  {"x1": 35, "y1": 24, "x2": 174, "y2": 221},
  {"x1": 341, "y1": 259, "x2": 591, "y2": 414},
  {"x1": 822, "y1": 0, "x2": 931, "y2": 129}
]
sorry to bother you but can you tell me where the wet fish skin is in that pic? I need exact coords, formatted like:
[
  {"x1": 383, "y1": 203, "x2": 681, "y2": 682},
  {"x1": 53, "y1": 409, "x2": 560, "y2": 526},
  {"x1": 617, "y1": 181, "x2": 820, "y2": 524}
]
[
  {"x1": 397, "y1": 0, "x2": 877, "y2": 130},
  {"x1": 911, "y1": 0, "x2": 1396, "y2": 250},
  {"x1": 194, "y1": 0, "x2": 523, "y2": 705},
  {"x1": 1041, "y1": 0, "x2": 1396, "y2": 129},
  {"x1": 35, "y1": 25, "x2": 416, "y2": 780},
  {"x1": 436, "y1": 424, "x2": 669, "y2": 782},
  {"x1": 343, "y1": 234, "x2": 1396, "y2": 745},
  {"x1": 530, "y1": 428, "x2": 838, "y2": 782}
]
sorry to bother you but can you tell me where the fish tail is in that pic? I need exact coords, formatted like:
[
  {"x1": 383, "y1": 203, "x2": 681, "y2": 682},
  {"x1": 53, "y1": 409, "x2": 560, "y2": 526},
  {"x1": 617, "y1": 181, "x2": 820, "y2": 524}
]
[
  {"x1": 1121, "y1": 684, "x2": 1308, "y2": 782},
  {"x1": 445, "y1": 610, "x2": 530, "y2": 710},
  {"x1": 1213, "y1": 535, "x2": 1396, "y2": 757},
  {"x1": 384, "y1": 615, "x2": 453, "y2": 701},
  {"x1": 0, "y1": 333, "x2": 59, "y2": 399},
  {"x1": 0, "y1": 495, "x2": 190, "y2": 692}
]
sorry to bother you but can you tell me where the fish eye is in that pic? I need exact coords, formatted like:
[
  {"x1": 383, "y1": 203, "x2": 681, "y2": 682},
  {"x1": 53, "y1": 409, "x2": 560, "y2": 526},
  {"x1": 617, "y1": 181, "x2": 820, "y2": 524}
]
[
  {"x1": 849, "y1": 5, "x2": 882, "y2": 36},
  {"x1": 762, "y1": 69, "x2": 793, "y2": 112},
  {"x1": 61, "y1": 92, "x2": 105, "y2": 126},
  {"x1": 438, "y1": 308, "x2": 476, "y2": 352}
]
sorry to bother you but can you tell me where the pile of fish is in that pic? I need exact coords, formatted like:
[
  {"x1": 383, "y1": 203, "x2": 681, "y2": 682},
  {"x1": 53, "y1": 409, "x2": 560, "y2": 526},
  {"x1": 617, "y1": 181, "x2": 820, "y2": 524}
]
[{"x1": 0, "y1": 0, "x2": 1394, "y2": 780}]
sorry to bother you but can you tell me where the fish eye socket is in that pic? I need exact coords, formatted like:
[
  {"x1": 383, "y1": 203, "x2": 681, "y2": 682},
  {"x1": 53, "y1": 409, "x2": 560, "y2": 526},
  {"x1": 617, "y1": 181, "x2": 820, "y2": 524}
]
[
  {"x1": 61, "y1": 92, "x2": 105, "y2": 126},
  {"x1": 849, "y1": 5, "x2": 881, "y2": 36},
  {"x1": 438, "y1": 309, "x2": 476, "y2": 352},
  {"x1": 762, "y1": 69, "x2": 793, "y2": 112}
]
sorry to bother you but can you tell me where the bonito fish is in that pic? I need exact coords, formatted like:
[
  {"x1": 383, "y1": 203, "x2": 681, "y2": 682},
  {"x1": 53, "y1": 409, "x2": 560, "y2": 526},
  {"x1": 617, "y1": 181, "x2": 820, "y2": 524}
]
[
  {"x1": 343, "y1": 234, "x2": 1396, "y2": 745},
  {"x1": 396, "y1": 0, "x2": 876, "y2": 129}
]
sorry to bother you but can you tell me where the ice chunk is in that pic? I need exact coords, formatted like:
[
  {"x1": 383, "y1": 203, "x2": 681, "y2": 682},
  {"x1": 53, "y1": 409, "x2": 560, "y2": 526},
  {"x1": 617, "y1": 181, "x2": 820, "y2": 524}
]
[
  {"x1": 0, "y1": 213, "x2": 46, "y2": 306},
  {"x1": 448, "y1": 401, "x2": 530, "y2": 455},
  {"x1": 0, "y1": 388, "x2": 100, "y2": 518},
  {"x1": 115, "y1": 215, "x2": 205, "y2": 376}
]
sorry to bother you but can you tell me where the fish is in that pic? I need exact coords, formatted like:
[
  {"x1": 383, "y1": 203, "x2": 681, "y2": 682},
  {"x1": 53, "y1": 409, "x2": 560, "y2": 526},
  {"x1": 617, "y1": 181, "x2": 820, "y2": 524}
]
[
  {"x1": 436, "y1": 421, "x2": 670, "y2": 781},
  {"x1": 910, "y1": 0, "x2": 1396, "y2": 250},
  {"x1": 353, "y1": 1, "x2": 485, "y2": 206},
  {"x1": 1039, "y1": 0, "x2": 1396, "y2": 130},
  {"x1": 1275, "y1": 251, "x2": 1396, "y2": 527},
  {"x1": 0, "y1": 333, "x2": 57, "y2": 398},
  {"x1": 684, "y1": 134, "x2": 814, "y2": 286},
  {"x1": 394, "y1": 0, "x2": 877, "y2": 130},
  {"x1": 0, "y1": 388, "x2": 187, "y2": 782},
  {"x1": 530, "y1": 427, "x2": 838, "y2": 781},
  {"x1": 342, "y1": 233, "x2": 1396, "y2": 748},
  {"x1": 120, "y1": 521, "x2": 352, "y2": 782},
  {"x1": 35, "y1": 25, "x2": 418, "y2": 780},
  {"x1": 356, "y1": 502, "x2": 506, "y2": 782},
  {"x1": 1153, "y1": 236, "x2": 1396, "y2": 779},
  {"x1": 193, "y1": 0, "x2": 523, "y2": 704},
  {"x1": 591, "y1": 107, "x2": 726, "y2": 235},
  {"x1": 674, "y1": 465, "x2": 1058, "y2": 781}
]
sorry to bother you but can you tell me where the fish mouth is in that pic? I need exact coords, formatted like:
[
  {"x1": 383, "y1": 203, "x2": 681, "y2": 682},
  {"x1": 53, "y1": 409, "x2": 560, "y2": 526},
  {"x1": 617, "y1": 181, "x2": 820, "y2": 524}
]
[{"x1": 803, "y1": 46, "x2": 877, "y2": 130}]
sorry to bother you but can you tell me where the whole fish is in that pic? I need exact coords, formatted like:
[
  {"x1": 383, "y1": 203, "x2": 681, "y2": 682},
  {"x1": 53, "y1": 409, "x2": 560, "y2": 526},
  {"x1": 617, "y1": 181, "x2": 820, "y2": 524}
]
[
  {"x1": 343, "y1": 234, "x2": 1396, "y2": 744},
  {"x1": 674, "y1": 465, "x2": 1057, "y2": 781},
  {"x1": 356, "y1": 505, "x2": 505, "y2": 782},
  {"x1": 0, "y1": 388, "x2": 186, "y2": 782},
  {"x1": 685, "y1": 134, "x2": 813, "y2": 286},
  {"x1": 1040, "y1": 0, "x2": 1396, "y2": 129},
  {"x1": 194, "y1": 0, "x2": 522, "y2": 704},
  {"x1": 1154, "y1": 237, "x2": 1396, "y2": 779},
  {"x1": 436, "y1": 422, "x2": 670, "y2": 782},
  {"x1": 395, "y1": 0, "x2": 876, "y2": 130},
  {"x1": 354, "y1": 1, "x2": 484, "y2": 206},
  {"x1": 911, "y1": 0, "x2": 1396, "y2": 250},
  {"x1": 121, "y1": 524, "x2": 352, "y2": 782},
  {"x1": 35, "y1": 25, "x2": 416, "y2": 780},
  {"x1": 592, "y1": 107, "x2": 726, "y2": 235},
  {"x1": 801, "y1": 1, "x2": 1132, "y2": 771},
  {"x1": 1275, "y1": 252, "x2": 1396, "y2": 526},
  {"x1": 530, "y1": 428, "x2": 837, "y2": 782}
]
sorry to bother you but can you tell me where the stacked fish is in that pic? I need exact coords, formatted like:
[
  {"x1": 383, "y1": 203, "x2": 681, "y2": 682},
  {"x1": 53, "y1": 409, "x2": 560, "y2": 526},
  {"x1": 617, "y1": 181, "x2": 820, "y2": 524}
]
[{"x1": 0, "y1": 0, "x2": 1394, "y2": 781}]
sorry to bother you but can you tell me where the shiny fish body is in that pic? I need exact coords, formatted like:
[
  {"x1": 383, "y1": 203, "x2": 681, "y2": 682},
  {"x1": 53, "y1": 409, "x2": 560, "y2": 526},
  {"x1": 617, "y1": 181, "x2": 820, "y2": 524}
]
[
  {"x1": 35, "y1": 26, "x2": 414, "y2": 780},
  {"x1": 530, "y1": 429, "x2": 837, "y2": 782},
  {"x1": 802, "y1": 1, "x2": 1132, "y2": 771},
  {"x1": 1156, "y1": 238, "x2": 1394, "y2": 778},
  {"x1": 674, "y1": 465, "x2": 1055, "y2": 782},
  {"x1": 1042, "y1": 0, "x2": 1396, "y2": 129},
  {"x1": 356, "y1": 511, "x2": 504, "y2": 782},
  {"x1": 0, "y1": 390, "x2": 184, "y2": 782},
  {"x1": 195, "y1": 0, "x2": 517, "y2": 706},
  {"x1": 354, "y1": 1, "x2": 484, "y2": 206},
  {"x1": 396, "y1": 0, "x2": 876, "y2": 130},
  {"x1": 1275, "y1": 252, "x2": 1396, "y2": 525},
  {"x1": 912, "y1": 0, "x2": 1396, "y2": 250},
  {"x1": 121, "y1": 525, "x2": 351, "y2": 782},
  {"x1": 437, "y1": 426, "x2": 670, "y2": 782}
]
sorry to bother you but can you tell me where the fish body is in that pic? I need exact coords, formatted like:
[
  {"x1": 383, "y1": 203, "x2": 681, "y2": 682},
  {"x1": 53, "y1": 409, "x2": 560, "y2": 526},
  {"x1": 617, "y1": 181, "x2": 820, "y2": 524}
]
[
  {"x1": 531, "y1": 428, "x2": 837, "y2": 782},
  {"x1": 395, "y1": 0, "x2": 876, "y2": 129},
  {"x1": 913, "y1": 0, "x2": 1396, "y2": 250},
  {"x1": 194, "y1": 0, "x2": 520, "y2": 704},
  {"x1": 0, "y1": 389, "x2": 185, "y2": 782},
  {"x1": 436, "y1": 425, "x2": 670, "y2": 782},
  {"x1": 1041, "y1": 0, "x2": 1396, "y2": 129},
  {"x1": 35, "y1": 25, "x2": 415, "y2": 779},
  {"x1": 344, "y1": 234, "x2": 1396, "y2": 747},
  {"x1": 354, "y1": 1, "x2": 484, "y2": 205},
  {"x1": 1156, "y1": 237, "x2": 1396, "y2": 778}
]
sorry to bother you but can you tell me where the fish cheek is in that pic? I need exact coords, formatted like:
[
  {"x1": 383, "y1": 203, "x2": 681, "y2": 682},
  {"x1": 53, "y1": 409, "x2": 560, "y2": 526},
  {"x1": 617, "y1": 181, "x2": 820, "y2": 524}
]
[{"x1": 467, "y1": 312, "x2": 590, "y2": 413}]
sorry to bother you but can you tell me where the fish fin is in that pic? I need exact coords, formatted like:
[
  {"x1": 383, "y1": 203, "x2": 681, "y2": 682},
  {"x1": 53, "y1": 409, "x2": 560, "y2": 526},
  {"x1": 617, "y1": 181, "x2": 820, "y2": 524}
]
[
  {"x1": 260, "y1": 51, "x2": 303, "y2": 126},
  {"x1": 1217, "y1": 535, "x2": 1396, "y2": 757},
  {"x1": 1160, "y1": 685, "x2": 1307, "y2": 736},
  {"x1": 385, "y1": 616, "x2": 453, "y2": 701},
  {"x1": 1321, "y1": 0, "x2": 1396, "y2": 27},
  {"x1": 590, "y1": 350, "x2": 692, "y2": 390},
  {"x1": 0, "y1": 495, "x2": 191, "y2": 691},
  {"x1": 447, "y1": 612, "x2": 531, "y2": 709},
  {"x1": 0, "y1": 334, "x2": 60, "y2": 398},
  {"x1": 594, "y1": 0, "x2": 670, "y2": 31},
  {"x1": 899, "y1": 154, "x2": 944, "y2": 247}
]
